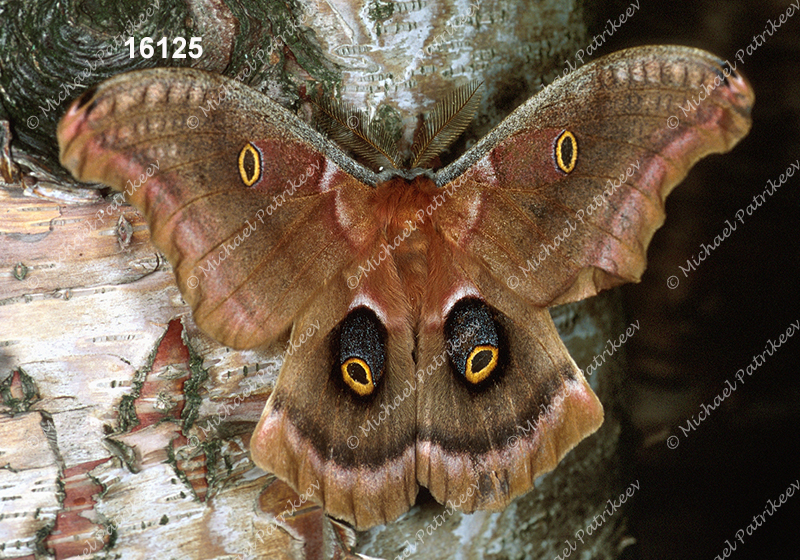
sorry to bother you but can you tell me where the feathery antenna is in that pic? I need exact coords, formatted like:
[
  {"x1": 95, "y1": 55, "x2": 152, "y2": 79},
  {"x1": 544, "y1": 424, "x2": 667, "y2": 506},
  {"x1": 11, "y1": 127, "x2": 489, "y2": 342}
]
[
  {"x1": 313, "y1": 97, "x2": 401, "y2": 171},
  {"x1": 410, "y1": 80, "x2": 483, "y2": 168}
]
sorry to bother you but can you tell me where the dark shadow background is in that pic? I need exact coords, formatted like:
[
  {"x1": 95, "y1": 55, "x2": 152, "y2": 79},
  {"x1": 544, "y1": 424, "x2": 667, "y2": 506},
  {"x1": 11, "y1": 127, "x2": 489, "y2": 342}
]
[{"x1": 586, "y1": 1, "x2": 800, "y2": 558}]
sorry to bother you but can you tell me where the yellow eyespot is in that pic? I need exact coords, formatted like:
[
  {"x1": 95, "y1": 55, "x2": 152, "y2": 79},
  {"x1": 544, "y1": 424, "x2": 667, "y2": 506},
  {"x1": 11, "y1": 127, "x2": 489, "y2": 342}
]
[
  {"x1": 465, "y1": 345, "x2": 499, "y2": 384},
  {"x1": 555, "y1": 130, "x2": 577, "y2": 173},
  {"x1": 238, "y1": 142, "x2": 262, "y2": 186},
  {"x1": 342, "y1": 358, "x2": 375, "y2": 396}
]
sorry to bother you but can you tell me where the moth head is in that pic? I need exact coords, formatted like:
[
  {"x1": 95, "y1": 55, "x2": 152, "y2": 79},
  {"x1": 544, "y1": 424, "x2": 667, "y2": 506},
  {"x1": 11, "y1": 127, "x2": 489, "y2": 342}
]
[{"x1": 312, "y1": 81, "x2": 483, "y2": 173}]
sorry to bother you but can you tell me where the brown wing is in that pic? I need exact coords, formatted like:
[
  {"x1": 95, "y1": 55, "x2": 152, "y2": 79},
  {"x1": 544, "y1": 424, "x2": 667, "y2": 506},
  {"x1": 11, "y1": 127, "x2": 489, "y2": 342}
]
[
  {"x1": 433, "y1": 45, "x2": 753, "y2": 308},
  {"x1": 414, "y1": 45, "x2": 752, "y2": 510},
  {"x1": 57, "y1": 68, "x2": 425, "y2": 530},
  {"x1": 58, "y1": 67, "x2": 378, "y2": 350},
  {"x1": 414, "y1": 237, "x2": 602, "y2": 512},
  {"x1": 251, "y1": 254, "x2": 420, "y2": 530}
]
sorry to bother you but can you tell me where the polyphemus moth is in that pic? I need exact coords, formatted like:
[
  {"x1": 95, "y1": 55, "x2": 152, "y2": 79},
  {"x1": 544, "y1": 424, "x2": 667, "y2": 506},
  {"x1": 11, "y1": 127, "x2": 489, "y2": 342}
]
[{"x1": 57, "y1": 45, "x2": 753, "y2": 530}]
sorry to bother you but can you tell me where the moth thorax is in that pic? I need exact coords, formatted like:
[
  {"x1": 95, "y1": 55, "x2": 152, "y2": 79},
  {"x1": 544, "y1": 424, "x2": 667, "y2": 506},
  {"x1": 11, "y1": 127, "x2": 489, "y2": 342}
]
[{"x1": 372, "y1": 175, "x2": 439, "y2": 233}]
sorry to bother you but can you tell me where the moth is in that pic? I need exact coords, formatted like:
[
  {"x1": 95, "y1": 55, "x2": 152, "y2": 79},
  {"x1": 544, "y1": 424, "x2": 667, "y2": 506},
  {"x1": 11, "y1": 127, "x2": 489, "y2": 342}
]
[{"x1": 57, "y1": 45, "x2": 753, "y2": 530}]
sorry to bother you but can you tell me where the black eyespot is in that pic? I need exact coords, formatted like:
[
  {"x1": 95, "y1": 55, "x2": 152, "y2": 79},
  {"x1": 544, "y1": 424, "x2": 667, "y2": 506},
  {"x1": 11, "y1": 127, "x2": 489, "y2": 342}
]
[
  {"x1": 444, "y1": 298, "x2": 501, "y2": 385},
  {"x1": 345, "y1": 360, "x2": 369, "y2": 384},
  {"x1": 470, "y1": 347, "x2": 495, "y2": 372},
  {"x1": 554, "y1": 130, "x2": 577, "y2": 173},
  {"x1": 339, "y1": 307, "x2": 386, "y2": 396}
]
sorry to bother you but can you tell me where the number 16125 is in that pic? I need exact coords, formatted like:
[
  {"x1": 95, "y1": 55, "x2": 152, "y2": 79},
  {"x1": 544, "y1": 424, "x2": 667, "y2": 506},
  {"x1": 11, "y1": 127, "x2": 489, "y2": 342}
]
[{"x1": 124, "y1": 37, "x2": 203, "y2": 59}]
